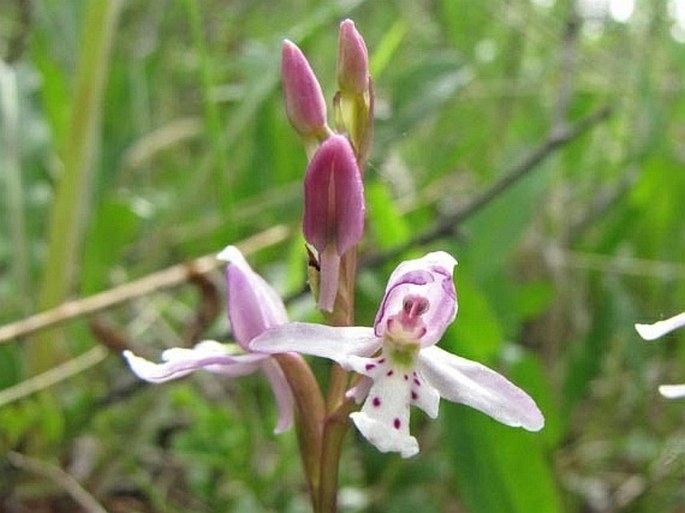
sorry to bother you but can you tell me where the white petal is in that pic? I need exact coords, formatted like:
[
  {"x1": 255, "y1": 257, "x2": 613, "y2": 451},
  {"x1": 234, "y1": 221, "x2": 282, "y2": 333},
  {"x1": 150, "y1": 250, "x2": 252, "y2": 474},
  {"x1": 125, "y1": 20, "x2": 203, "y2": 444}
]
[
  {"x1": 346, "y1": 351, "x2": 439, "y2": 417},
  {"x1": 658, "y1": 384, "x2": 685, "y2": 399},
  {"x1": 345, "y1": 355, "x2": 384, "y2": 375},
  {"x1": 412, "y1": 370, "x2": 440, "y2": 419},
  {"x1": 351, "y1": 363, "x2": 419, "y2": 458},
  {"x1": 161, "y1": 339, "x2": 229, "y2": 361},
  {"x1": 635, "y1": 311, "x2": 685, "y2": 340},
  {"x1": 249, "y1": 322, "x2": 379, "y2": 362},
  {"x1": 124, "y1": 342, "x2": 268, "y2": 383},
  {"x1": 418, "y1": 346, "x2": 544, "y2": 431},
  {"x1": 350, "y1": 412, "x2": 419, "y2": 458},
  {"x1": 217, "y1": 245, "x2": 246, "y2": 264}
]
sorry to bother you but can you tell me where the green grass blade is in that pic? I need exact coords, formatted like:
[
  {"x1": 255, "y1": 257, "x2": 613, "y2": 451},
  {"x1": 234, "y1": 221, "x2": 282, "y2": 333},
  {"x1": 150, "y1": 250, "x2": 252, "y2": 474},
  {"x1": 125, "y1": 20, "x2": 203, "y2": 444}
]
[
  {"x1": 0, "y1": 62, "x2": 31, "y2": 314},
  {"x1": 33, "y1": 0, "x2": 123, "y2": 374}
]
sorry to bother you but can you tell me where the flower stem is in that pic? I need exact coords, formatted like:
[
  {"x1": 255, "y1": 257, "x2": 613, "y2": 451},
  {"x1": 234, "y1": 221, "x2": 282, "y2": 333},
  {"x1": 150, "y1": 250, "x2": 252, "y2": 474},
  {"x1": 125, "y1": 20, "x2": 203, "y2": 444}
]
[
  {"x1": 318, "y1": 398, "x2": 355, "y2": 513},
  {"x1": 273, "y1": 353, "x2": 325, "y2": 509},
  {"x1": 317, "y1": 248, "x2": 358, "y2": 511}
]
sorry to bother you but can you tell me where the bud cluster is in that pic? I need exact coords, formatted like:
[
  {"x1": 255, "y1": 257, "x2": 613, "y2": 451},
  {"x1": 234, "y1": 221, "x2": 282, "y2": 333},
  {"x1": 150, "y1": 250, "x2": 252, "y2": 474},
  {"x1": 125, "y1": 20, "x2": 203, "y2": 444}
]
[{"x1": 281, "y1": 20, "x2": 374, "y2": 312}]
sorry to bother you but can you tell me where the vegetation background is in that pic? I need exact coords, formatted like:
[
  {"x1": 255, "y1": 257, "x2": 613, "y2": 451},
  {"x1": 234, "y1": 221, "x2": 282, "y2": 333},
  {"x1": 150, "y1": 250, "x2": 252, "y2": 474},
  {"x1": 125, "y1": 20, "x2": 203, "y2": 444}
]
[{"x1": 1, "y1": 0, "x2": 685, "y2": 511}]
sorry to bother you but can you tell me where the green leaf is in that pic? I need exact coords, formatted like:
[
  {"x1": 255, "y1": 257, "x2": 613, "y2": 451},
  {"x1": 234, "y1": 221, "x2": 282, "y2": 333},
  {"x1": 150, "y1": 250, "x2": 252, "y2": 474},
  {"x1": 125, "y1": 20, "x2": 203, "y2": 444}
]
[
  {"x1": 444, "y1": 271, "x2": 503, "y2": 363},
  {"x1": 515, "y1": 280, "x2": 555, "y2": 320},
  {"x1": 446, "y1": 405, "x2": 563, "y2": 513},
  {"x1": 81, "y1": 197, "x2": 142, "y2": 294},
  {"x1": 366, "y1": 179, "x2": 411, "y2": 250}
]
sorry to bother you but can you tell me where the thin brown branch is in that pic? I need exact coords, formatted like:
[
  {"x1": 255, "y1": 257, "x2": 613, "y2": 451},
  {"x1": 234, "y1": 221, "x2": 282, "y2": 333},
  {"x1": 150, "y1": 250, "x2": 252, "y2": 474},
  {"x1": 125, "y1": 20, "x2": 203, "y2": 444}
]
[
  {"x1": 89, "y1": 316, "x2": 136, "y2": 353},
  {"x1": 0, "y1": 347, "x2": 108, "y2": 407},
  {"x1": 0, "y1": 224, "x2": 290, "y2": 344},
  {"x1": 363, "y1": 105, "x2": 612, "y2": 268},
  {"x1": 182, "y1": 271, "x2": 221, "y2": 345},
  {"x1": 7, "y1": 453, "x2": 107, "y2": 512},
  {"x1": 565, "y1": 162, "x2": 640, "y2": 245},
  {"x1": 7, "y1": 451, "x2": 110, "y2": 513}
]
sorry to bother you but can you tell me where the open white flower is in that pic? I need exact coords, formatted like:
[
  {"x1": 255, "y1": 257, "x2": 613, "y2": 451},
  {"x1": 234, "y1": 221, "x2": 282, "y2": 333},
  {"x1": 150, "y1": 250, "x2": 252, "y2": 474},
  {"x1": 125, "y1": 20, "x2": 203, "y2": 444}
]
[
  {"x1": 251, "y1": 251, "x2": 544, "y2": 457},
  {"x1": 636, "y1": 310, "x2": 685, "y2": 398}
]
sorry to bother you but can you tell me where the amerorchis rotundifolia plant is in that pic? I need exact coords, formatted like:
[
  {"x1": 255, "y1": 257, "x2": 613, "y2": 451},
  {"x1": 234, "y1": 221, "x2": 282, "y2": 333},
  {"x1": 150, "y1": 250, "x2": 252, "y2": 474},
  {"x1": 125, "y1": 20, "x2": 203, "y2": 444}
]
[
  {"x1": 636, "y1": 311, "x2": 685, "y2": 398},
  {"x1": 123, "y1": 20, "x2": 544, "y2": 513}
]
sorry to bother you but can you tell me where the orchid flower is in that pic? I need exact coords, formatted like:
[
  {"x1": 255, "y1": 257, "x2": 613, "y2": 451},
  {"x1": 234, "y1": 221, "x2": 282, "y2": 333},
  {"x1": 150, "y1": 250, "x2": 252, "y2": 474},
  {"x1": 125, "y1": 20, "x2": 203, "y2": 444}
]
[
  {"x1": 635, "y1": 310, "x2": 685, "y2": 399},
  {"x1": 123, "y1": 246, "x2": 295, "y2": 433},
  {"x1": 251, "y1": 251, "x2": 544, "y2": 457}
]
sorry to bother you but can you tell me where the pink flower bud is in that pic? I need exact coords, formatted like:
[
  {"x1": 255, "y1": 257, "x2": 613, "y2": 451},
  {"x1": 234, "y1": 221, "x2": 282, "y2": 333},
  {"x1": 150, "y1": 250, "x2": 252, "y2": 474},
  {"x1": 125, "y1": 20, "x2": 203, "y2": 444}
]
[
  {"x1": 282, "y1": 39, "x2": 328, "y2": 138},
  {"x1": 337, "y1": 19, "x2": 369, "y2": 95},
  {"x1": 303, "y1": 134, "x2": 365, "y2": 311}
]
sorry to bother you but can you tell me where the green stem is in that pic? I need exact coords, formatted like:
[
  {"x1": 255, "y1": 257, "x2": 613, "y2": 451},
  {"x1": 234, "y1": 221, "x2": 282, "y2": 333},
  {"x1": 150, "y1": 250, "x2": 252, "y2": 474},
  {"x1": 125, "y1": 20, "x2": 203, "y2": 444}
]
[
  {"x1": 274, "y1": 353, "x2": 325, "y2": 509},
  {"x1": 317, "y1": 248, "x2": 359, "y2": 512},
  {"x1": 34, "y1": 0, "x2": 123, "y2": 374},
  {"x1": 317, "y1": 398, "x2": 355, "y2": 513}
]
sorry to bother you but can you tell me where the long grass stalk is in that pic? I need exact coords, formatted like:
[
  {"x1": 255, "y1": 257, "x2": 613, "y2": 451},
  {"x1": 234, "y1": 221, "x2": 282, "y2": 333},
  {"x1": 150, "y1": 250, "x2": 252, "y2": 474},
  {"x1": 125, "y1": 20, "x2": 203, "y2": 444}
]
[
  {"x1": 0, "y1": 61, "x2": 31, "y2": 314},
  {"x1": 33, "y1": 1, "x2": 123, "y2": 375}
]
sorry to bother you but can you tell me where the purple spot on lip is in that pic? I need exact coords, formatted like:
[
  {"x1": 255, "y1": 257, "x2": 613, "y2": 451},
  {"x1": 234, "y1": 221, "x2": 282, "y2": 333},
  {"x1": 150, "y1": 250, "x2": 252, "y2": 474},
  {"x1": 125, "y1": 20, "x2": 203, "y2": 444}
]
[
  {"x1": 414, "y1": 379, "x2": 421, "y2": 386},
  {"x1": 387, "y1": 370, "x2": 394, "y2": 377},
  {"x1": 411, "y1": 391, "x2": 418, "y2": 400},
  {"x1": 393, "y1": 418, "x2": 401, "y2": 429},
  {"x1": 365, "y1": 363, "x2": 376, "y2": 371},
  {"x1": 372, "y1": 397, "x2": 381, "y2": 407},
  {"x1": 403, "y1": 374, "x2": 409, "y2": 381},
  {"x1": 378, "y1": 358, "x2": 386, "y2": 364}
]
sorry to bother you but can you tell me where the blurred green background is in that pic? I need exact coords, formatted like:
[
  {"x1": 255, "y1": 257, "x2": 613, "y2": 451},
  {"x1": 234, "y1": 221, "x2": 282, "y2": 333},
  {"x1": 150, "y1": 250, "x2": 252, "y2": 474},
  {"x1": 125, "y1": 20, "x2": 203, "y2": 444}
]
[{"x1": 2, "y1": 0, "x2": 685, "y2": 511}]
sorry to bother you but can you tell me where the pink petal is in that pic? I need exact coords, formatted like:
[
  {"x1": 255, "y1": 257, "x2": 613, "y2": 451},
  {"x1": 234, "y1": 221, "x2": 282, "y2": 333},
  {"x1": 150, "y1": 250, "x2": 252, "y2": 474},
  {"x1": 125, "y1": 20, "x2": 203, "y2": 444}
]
[
  {"x1": 261, "y1": 358, "x2": 295, "y2": 433},
  {"x1": 218, "y1": 246, "x2": 288, "y2": 349},
  {"x1": 418, "y1": 346, "x2": 544, "y2": 431},
  {"x1": 346, "y1": 376, "x2": 373, "y2": 404},
  {"x1": 317, "y1": 245, "x2": 341, "y2": 312}
]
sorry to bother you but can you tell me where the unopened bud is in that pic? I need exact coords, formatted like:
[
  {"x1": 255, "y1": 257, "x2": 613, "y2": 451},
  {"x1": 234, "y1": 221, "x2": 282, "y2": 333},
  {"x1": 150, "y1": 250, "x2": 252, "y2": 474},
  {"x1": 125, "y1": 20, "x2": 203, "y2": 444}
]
[
  {"x1": 282, "y1": 40, "x2": 328, "y2": 139},
  {"x1": 303, "y1": 134, "x2": 365, "y2": 311},
  {"x1": 334, "y1": 20, "x2": 373, "y2": 166},
  {"x1": 337, "y1": 19, "x2": 369, "y2": 95}
]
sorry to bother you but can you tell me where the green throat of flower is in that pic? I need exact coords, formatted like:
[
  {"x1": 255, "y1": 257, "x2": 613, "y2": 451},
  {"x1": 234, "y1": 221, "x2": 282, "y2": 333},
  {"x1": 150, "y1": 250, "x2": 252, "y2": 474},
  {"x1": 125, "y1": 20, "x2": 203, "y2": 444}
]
[{"x1": 385, "y1": 341, "x2": 420, "y2": 370}]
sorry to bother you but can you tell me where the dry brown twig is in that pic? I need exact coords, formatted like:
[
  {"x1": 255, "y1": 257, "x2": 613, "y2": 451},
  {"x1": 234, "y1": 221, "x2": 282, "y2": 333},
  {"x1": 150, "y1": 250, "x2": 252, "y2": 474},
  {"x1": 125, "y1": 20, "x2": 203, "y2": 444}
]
[
  {"x1": 7, "y1": 451, "x2": 111, "y2": 513},
  {"x1": 0, "y1": 224, "x2": 290, "y2": 344}
]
